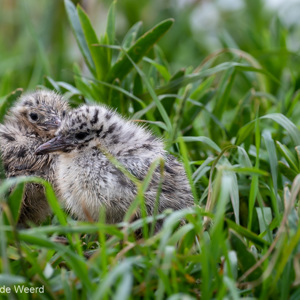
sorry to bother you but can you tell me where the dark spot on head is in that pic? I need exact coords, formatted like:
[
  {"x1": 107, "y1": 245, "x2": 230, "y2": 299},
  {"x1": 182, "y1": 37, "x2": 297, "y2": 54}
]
[
  {"x1": 96, "y1": 124, "x2": 103, "y2": 137},
  {"x1": 105, "y1": 112, "x2": 112, "y2": 120},
  {"x1": 111, "y1": 134, "x2": 119, "y2": 144},
  {"x1": 2, "y1": 133, "x2": 15, "y2": 142},
  {"x1": 107, "y1": 123, "x2": 116, "y2": 134},
  {"x1": 146, "y1": 136, "x2": 156, "y2": 142},
  {"x1": 143, "y1": 144, "x2": 153, "y2": 151},
  {"x1": 79, "y1": 122, "x2": 87, "y2": 130},
  {"x1": 127, "y1": 132, "x2": 135, "y2": 140},
  {"x1": 90, "y1": 109, "x2": 99, "y2": 125},
  {"x1": 127, "y1": 149, "x2": 135, "y2": 155},
  {"x1": 86, "y1": 138, "x2": 93, "y2": 143},
  {"x1": 36, "y1": 100, "x2": 39, "y2": 105}
]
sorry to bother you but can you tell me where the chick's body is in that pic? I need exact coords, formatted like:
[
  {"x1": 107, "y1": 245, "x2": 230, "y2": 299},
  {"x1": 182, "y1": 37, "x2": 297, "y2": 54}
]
[
  {"x1": 0, "y1": 90, "x2": 69, "y2": 224},
  {"x1": 37, "y1": 105, "x2": 194, "y2": 225}
]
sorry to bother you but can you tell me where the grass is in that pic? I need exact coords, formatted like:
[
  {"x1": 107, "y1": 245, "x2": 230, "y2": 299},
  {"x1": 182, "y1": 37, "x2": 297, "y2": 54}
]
[{"x1": 1, "y1": 0, "x2": 300, "y2": 298}]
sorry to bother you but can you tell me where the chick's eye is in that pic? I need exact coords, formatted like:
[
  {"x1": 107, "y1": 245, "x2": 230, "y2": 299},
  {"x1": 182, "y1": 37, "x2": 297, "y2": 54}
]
[
  {"x1": 29, "y1": 112, "x2": 38, "y2": 121},
  {"x1": 75, "y1": 132, "x2": 89, "y2": 140}
]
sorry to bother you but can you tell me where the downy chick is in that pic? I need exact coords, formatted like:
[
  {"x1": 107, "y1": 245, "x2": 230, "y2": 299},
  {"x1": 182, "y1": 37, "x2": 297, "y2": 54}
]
[
  {"x1": 0, "y1": 90, "x2": 69, "y2": 225},
  {"x1": 36, "y1": 105, "x2": 194, "y2": 228}
]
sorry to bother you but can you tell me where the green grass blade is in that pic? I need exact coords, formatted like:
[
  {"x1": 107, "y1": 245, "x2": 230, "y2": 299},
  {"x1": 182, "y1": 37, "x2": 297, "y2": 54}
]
[
  {"x1": 229, "y1": 230, "x2": 263, "y2": 281},
  {"x1": 105, "y1": 1, "x2": 116, "y2": 69},
  {"x1": 226, "y1": 219, "x2": 270, "y2": 248},
  {"x1": 212, "y1": 66, "x2": 236, "y2": 120},
  {"x1": 261, "y1": 113, "x2": 300, "y2": 145},
  {"x1": 0, "y1": 88, "x2": 22, "y2": 123},
  {"x1": 92, "y1": 258, "x2": 140, "y2": 300},
  {"x1": 179, "y1": 136, "x2": 221, "y2": 152},
  {"x1": 106, "y1": 1, "x2": 116, "y2": 46},
  {"x1": 237, "y1": 113, "x2": 300, "y2": 146},
  {"x1": 136, "y1": 120, "x2": 168, "y2": 131},
  {"x1": 0, "y1": 274, "x2": 26, "y2": 285},
  {"x1": 227, "y1": 170, "x2": 240, "y2": 225},
  {"x1": 278, "y1": 161, "x2": 298, "y2": 181},
  {"x1": 143, "y1": 57, "x2": 171, "y2": 81},
  {"x1": 193, "y1": 156, "x2": 215, "y2": 184},
  {"x1": 64, "y1": 0, "x2": 96, "y2": 75},
  {"x1": 121, "y1": 21, "x2": 143, "y2": 50},
  {"x1": 106, "y1": 19, "x2": 174, "y2": 82},
  {"x1": 113, "y1": 272, "x2": 133, "y2": 300},
  {"x1": 77, "y1": 5, "x2": 109, "y2": 81},
  {"x1": 229, "y1": 167, "x2": 268, "y2": 176},
  {"x1": 7, "y1": 182, "x2": 24, "y2": 223},
  {"x1": 153, "y1": 62, "x2": 279, "y2": 97},
  {"x1": 262, "y1": 130, "x2": 280, "y2": 214},
  {"x1": 256, "y1": 207, "x2": 272, "y2": 243},
  {"x1": 248, "y1": 115, "x2": 260, "y2": 231},
  {"x1": 178, "y1": 137, "x2": 198, "y2": 202},
  {"x1": 276, "y1": 141, "x2": 299, "y2": 172}
]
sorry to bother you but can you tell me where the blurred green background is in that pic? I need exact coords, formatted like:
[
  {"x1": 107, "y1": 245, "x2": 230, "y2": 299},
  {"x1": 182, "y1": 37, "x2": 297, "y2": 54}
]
[{"x1": 2, "y1": 0, "x2": 300, "y2": 96}]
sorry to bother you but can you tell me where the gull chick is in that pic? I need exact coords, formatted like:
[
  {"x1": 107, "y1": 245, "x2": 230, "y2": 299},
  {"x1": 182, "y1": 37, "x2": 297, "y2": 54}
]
[
  {"x1": 36, "y1": 105, "x2": 194, "y2": 227},
  {"x1": 0, "y1": 90, "x2": 69, "y2": 225}
]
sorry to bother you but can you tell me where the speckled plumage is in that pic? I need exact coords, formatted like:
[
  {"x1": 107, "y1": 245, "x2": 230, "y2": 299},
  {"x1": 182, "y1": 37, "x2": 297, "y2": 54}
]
[
  {"x1": 0, "y1": 90, "x2": 69, "y2": 225},
  {"x1": 36, "y1": 105, "x2": 194, "y2": 227}
]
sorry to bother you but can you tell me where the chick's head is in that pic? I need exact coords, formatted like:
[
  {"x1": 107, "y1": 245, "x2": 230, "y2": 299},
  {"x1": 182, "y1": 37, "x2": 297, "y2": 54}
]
[
  {"x1": 11, "y1": 90, "x2": 69, "y2": 136},
  {"x1": 36, "y1": 105, "x2": 109, "y2": 154}
]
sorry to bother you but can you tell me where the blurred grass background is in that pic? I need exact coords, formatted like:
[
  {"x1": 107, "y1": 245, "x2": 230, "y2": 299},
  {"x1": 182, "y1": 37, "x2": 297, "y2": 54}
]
[
  {"x1": 2, "y1": 0, "x2": 300, "y2": 93},
  {"x1": 2, "y1": 0, "x2": 300, "y2": 298}
]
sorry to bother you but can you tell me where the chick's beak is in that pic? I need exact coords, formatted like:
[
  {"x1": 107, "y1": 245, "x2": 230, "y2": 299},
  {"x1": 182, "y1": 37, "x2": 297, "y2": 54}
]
[
  {"x1": 43, "y1": 117, "x2": 61, "y2": 130},
  {"x1": 35, "y1": 135, "x2": 71, "y2": 155}
]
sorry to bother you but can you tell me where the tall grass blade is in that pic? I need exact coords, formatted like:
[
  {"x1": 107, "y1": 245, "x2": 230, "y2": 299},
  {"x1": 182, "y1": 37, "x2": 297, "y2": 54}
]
[
  {"x1": 106, "y1": 19, "x2": 174, "y2": 82},
  {"x1": 64, "y1": 0, "x2": 96, "y2": 75}
]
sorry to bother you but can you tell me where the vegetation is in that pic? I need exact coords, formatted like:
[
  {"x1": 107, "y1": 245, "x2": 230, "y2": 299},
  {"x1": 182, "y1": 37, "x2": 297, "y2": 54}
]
[{"x1": 1, "y1": 0, "x2": 300, "y2": 298}]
